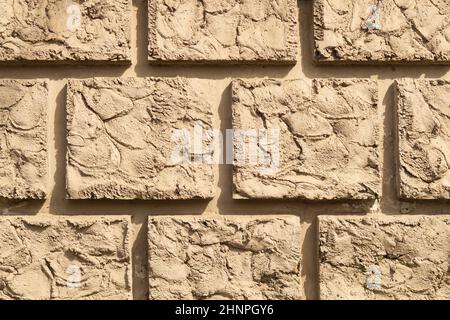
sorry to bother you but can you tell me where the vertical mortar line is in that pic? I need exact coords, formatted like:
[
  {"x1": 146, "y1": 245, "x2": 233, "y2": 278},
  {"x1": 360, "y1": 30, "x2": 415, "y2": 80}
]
[
  {"x1": 47, "y1": 79, "x2": 58, "y2": 215},
  {"x1": 380, "y1": 78, "x2": 399, "y2": 215},
  {"x1": 131, "y1": 0, "x2": 149, "y2": 300},
  {"x1": 314, "y1": 216, "x2": 320, "y2": 300},
  {"x1": 300, "y1": 214, "x2": 320, "y2": 300},
  {"x1": 392, "y1": 80, "x2": 401, "y2": 211},
  {"x1": 217, "y1": 81, "x2": 234, "y2": 216},
  {"x1": 48, "y1": 79, "x2": 68, "y2": 215},
  {"x1": 132, "y1": 214, "x2": 149, "y2": 300},
  {"x1": 127, "y1": 0, "x2": 139, "y2": 77},
  {"x1": 377, "y1": 75, "x2": 383, "y2": 217}
]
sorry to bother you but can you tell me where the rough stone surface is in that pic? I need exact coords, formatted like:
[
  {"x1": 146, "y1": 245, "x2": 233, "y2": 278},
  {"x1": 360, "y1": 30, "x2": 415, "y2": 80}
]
[
  {"x1": 0, "y1": 0, "x2": 131, "y2": 63},
  {"x1": 0, "y1": 80, "x2": 48, "y2": 199},
  {"x1": 318, "y1": 215, "x2": 450, "y2": 300},
  {"x1": 66, "y1": 77, "x2": 214, "y2": 200},
  {"x1": 148, "y1": 0, "x2": 299, "y2": 63},
  {"x1": 232, "y1": 78, "x2": 380, "y2": 200},
  {"x1": 0, "y1": 216, "x2": 131, "y2": 300},
  {"x1": 396, "y1": 79, "x2": 450, "y2": 199},
  {"x1": 314, "y1": 0, "x2": 450, "y2": 64},
  {"x1": 148, "y1": 216, "x2": 302, "y2": 300}
]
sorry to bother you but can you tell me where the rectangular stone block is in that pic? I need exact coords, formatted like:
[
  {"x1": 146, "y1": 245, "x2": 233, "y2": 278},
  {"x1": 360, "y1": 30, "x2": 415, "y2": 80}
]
[
  {"x1": 318, "y1": 215, "x2": 450, "y2": 300},
  {"x1": 148, "y1": 216, "x2": 302, "y2": 300},
  {"x1": 396, "y1": 79, "x2": 450, "y2": 199},
  {"x1": 232, "y1": 78, "x2": 380, "y2": 200},
  {"x1": 314, "y1": 0, "x2": 450, "y2": 64},
  {"x1": 0, "y1": 216, "x2": 131, "y2": 300},
  {"x1": 148, "y1": 0, "x2": 299, "y2": 64},
  {"x1": 0, "y1": 80, "x2": 48, "y2": 199},
  {"x1": 0, "y1": 0, "x2": 131, "y2": 63},
  {"x1": 66, "y1": 77, "x2": 214, "y2": 200}
]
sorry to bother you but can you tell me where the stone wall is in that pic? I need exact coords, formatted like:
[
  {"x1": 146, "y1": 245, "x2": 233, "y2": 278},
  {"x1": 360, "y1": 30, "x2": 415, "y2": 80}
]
[{"x1": 0, "y1": 0, "x2": 449, "y2": 300}]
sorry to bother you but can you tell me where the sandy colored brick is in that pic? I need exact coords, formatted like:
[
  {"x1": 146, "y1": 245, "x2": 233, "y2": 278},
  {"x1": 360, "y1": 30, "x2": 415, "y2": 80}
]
[
  {"x1": 148, "y1": 0, "x2": 299, "y2": 64},
  {"x1": 0, "y1": 80, "x2": 48, "y2": 199},
  {"x1": 66, "y1": 77, "x2": 214, "y2": 200},
  {"x1": 314, "y1": 0, "x2": 450, "y2": 64},
  {"x1": 0, "y1": 0, "x2": 131, "y2": 63},
  {"x1": 319, "y1": 215, "x2": 450, "y2": 300},
  {"x1": 148, "y1": 216, "x2": 302, "y2": 300},
  {"x1": 232, "y1": 78, "x2": 380, "y2": 200},
  {"x1": 396, "y1": 79, "x2": 450, "y2": 199},
  {"x1": 0, "y1": 216, "x2": 131, "y2": 300}
]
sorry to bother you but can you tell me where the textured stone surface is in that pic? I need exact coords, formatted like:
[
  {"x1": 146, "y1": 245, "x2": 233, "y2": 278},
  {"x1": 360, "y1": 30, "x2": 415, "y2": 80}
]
[
  {"x1": 148, "y1": 0, "x2": 299, "y2": 63},
  {"x1": 232, "y1": 78, "x2": 380, "y2": 200},
  {"x1": 148, "y1": 216, "x2": 302, "y2": 300},
  {"x1": 0, "y1": 80, "x2": 48, "y2": 199},
  {"x1": 0, "y1": 216, "x2": 131, "y2": 300},
  {"x1": 396, "y1": 79, "x2": 450, "y2": 199},
  {"x1": 319, "y1": 215, "x2": 450, "y2": 300},
  {"x1": 0, "y1": 0, "x2": 131, "y2": 63},
  {"x1": 66, "y1": 77, "x2": 214, "y2": 200},
  {"x1": 314, "y1": 0, "x2": 450, "y2": 64}
]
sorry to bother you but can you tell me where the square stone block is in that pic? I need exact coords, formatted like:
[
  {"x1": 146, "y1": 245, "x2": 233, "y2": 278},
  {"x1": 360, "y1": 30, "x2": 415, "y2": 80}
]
[
  {"x1": 66, "y1": 77, "x2": 214, "y2": 200},
  {"x1": 148, "y1": 216, "x2": 302, "y2": 300},
  {"x1": 0, "y1": 216, "x2": 131, "y2": 300},
  {"x1": 0, "y1": 0, "x2": 131, "y2": 63},
  {"x1": 319, "y1": 215, "x2": 450, "y2": 300},
  {"x1": 232, "y1": 78, "x2": 380, "y2": 200},
  {"x1": 314, "y1": 0, "x2": 450, "y2": 64},
  {"x1": 0, "y1": 80, "x2": 48, "y2": 199},
  {"x1": 148, "y1": 0, "x2": 299, "y2": 64},
  {"x1": 396, "y1": 79, "x2": 450, "y2": 199}
]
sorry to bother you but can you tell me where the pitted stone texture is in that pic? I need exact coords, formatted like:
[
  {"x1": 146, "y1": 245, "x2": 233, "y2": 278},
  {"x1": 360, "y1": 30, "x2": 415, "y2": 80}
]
[
  {"x1": 66, "y1": 77, "x2": 214, "y2": 200},
  {"x1": 148, "y1": 216, "x2": 302, "y2": 300},
  {"x1": 319, "y1": 215, "x2": 450, "y2": 300},
  {"x1": 0, "y1": 216, "x2": 131, "y2": 300},
  {"x1": 0, "y1": 0, "x2": 131, "y2": 63},
  {"x1": 232, "y1": 78, "x2": 380, "y2": 200},
  {"x1": 0, "y1": 80, "x2": 48, "y2": 199},
  {"x1": 314, "y1": 0, "x2": 450, "y2": 64},
  {"x1": 148, "y1": 0, "x2": 299, "y2": 64},
  {"x1": 396, "y1": 79, "x2": 450, "y2": 199}
]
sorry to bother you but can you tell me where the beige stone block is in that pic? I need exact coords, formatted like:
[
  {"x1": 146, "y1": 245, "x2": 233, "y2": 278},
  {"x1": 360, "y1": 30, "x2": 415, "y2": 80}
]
[
  {"x1": 232, "y1": 78, "x2": 380, "y2": 200},
  {"x1": 396, "y1": 79, "x2": 450, "y2": 199},
  {"x1": 148, "y1": 0, "x2": 299, "y2": 64},
  {"x1": 66, "y1": 77, "x2": 214, "y2": 200},
  {"x1": 0, "y1": 0, "x2": 131, "y2": 63},
  {"x1": 314, "y1": 0, "x2": 450, "y2": 64},
  {"x1": 0, "y1": 216, "x2": 131, "y2": 300},
  {"x1": 319, "y1": 215, "x2": 450, "y2": 300},
  {"x1": 0, "y1": 80, "x2": 48, "y2": 199},
  {"x1": 148, "y1": 216, "x2": 302, "y2": 300}
]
